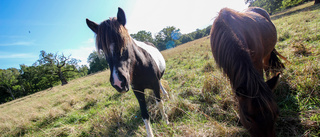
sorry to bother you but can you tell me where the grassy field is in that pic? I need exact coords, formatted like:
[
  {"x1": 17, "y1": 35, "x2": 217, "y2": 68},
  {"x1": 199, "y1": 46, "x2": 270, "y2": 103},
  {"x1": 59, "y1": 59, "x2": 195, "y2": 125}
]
[{"x1": 0, "y1": 2, "x2": 319, "y2": 136}]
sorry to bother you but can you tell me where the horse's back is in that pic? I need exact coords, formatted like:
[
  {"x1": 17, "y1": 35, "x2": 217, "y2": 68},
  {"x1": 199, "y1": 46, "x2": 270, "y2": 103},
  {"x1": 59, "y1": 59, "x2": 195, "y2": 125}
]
[
  {"x1": 245, "y1": 7, "x2": 272, "y2": 22},
  {"x1": 214, "y1": 7, "x2": 277, "y2": 58},
  {"x1": 245, "y1": 7, "x2": 277, "y2": 57},
  {"x1": 218, "y1": 7, "x2": 276, "y2": 40},
  {"x1": 133, "y1": 39, "x2": 166, "y2": 75}
]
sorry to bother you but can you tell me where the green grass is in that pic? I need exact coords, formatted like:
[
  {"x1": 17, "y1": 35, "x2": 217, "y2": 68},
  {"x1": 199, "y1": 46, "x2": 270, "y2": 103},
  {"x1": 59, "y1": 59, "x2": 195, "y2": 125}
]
[{"x1": 0, "y1": 2, "x2": 319, "y2": 136}]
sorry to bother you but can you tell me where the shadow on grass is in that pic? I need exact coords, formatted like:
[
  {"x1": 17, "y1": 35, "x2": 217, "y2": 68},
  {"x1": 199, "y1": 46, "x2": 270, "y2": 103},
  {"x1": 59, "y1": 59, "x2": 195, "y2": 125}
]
[
  {"x1": 90, "y1": 93, "x2": 151, "y2": 136},
  {"x1": 105, "y1": 109, "x2": 143, "y2": 137},
  {"x1": 107, "y1": 93, "x2": 122, "y2": 100},
  {"x1": 274, "y1": 76, "x2": 304, "y2": 136},
  {"x1": 85, "y1": 104, "x2": 144, "y2": 136}
]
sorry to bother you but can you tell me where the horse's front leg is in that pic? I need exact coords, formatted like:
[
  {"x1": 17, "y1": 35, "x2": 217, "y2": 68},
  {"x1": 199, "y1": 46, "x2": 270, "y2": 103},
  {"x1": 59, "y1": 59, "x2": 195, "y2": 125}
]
[
  {"x1": 160, "y1": 81, "x2": 169, "y2": 99},
  {"x1": 133, "y1": 89, "x2": 154, "y2": 137},
  {"x1": 154, "y1": 82, "x2": 169, "y2": 124}
]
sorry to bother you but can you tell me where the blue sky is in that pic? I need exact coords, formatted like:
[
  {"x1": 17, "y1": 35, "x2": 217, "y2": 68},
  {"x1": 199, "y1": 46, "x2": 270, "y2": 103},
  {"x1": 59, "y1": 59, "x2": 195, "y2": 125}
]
[{"x1": 0, "y1": 0, "x2": 247, "y2": 69}]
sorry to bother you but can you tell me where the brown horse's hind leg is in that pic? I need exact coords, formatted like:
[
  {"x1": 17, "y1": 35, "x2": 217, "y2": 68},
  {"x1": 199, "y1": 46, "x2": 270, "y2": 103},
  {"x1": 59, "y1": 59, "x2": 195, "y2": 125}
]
[
  {"x1": 263, "y1": 54, "x2": 271, "y2": 79},
  {"x1": 268, "y1": 49, "x2": 285, "y2": 77}
]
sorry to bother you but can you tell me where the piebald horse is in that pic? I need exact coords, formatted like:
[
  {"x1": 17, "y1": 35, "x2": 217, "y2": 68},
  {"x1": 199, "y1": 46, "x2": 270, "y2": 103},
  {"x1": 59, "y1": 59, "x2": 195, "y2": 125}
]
[
  {"x1": 86, "y1": 8, "x2": 169, "y2": 137},
  {"x1": 210, "y1": 7, "x2": 286, "y2": 137}
]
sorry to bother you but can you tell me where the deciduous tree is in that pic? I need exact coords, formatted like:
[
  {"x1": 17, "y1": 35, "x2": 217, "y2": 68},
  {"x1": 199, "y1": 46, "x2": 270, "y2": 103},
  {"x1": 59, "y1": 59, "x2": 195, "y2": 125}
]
[
  {"x1": 130, "y1": 30, "x2": 154, "y2": 43},
  {"x1": 87, "y1": 51, "x2": 109, "y2": 74},
  {"x1": 0, "y1": 68, "x2": 20, "y2": 100},
  {"x1": 37, "y1": 50, "x2": 80, "y2": 85},
  {"x1": 154, "y1": 26, "x2": 181, "y2": 50}
]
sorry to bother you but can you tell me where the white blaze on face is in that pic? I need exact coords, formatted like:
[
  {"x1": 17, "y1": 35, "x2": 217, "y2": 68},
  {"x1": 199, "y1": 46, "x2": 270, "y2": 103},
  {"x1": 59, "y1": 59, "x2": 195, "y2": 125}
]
[
  {"x1": 112, "y1": 67, "x2": 122, "y2": 88},
  {"x1": 109, "y1": 43, "x2": 122, "y2": 89},
  {"x1": 133, "y1": 39, "x2": 166, "y2": 73}
]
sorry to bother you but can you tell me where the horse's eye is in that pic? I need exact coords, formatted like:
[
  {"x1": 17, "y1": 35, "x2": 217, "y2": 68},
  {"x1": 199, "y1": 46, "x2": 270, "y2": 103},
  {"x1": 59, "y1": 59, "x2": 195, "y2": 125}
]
[{"x1": 115, "y1": 70, "x2": 118, "y2": 75}]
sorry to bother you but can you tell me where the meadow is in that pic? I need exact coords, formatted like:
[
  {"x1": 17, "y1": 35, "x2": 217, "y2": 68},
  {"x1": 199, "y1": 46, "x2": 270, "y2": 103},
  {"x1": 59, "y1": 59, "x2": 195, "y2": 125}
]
[{"x1": 0, "y1": 2, "x2": 319, "y2": 136}]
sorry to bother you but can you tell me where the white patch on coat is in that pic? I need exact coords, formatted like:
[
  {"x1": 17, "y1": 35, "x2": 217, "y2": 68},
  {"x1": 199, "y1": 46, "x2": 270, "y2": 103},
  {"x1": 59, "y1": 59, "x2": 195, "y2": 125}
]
[
  {"x1": 112, "y1": 66, "x2": 122, "y2": 88},
  {"x1": 133, "y1": 39, "x2": 166, "y2": 72},
  {"x1": 143, "y1": 119, "x2": 154, "y2": 137}
]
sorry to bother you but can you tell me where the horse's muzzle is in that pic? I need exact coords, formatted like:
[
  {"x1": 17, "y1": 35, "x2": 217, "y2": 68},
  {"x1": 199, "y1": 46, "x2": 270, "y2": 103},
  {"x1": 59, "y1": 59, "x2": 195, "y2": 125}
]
[
  {"x1": 122, "y1": 85, "x2": 129, "y2": 93},
  {"x1": 113, "y1": 84, "x2": 129, "y2": 93}
]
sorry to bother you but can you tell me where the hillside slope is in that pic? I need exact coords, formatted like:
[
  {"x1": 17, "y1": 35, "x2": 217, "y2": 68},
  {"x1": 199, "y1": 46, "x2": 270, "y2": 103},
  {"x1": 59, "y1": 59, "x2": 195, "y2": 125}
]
[{"x1": 0, "y1": 2, "x2": 319, "y2": 136}]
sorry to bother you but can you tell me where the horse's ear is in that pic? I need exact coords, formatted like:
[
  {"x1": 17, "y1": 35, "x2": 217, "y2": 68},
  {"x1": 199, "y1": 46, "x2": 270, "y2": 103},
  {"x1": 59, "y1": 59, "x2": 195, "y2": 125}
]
[
  {"x1": 117, "y1": 7, "x2": 126, "y2": 26},
  {"x1": 266, "y1": 73, "x2": 281, "y2": 91},
  {"x1": 86, "y1": 18, "x2": 98, "y2": 34}
]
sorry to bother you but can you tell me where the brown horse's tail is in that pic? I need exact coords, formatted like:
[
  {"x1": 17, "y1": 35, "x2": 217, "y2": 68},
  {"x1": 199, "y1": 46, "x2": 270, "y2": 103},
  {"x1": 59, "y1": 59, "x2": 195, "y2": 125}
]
[{"x1": 267, "y1": 49, "x2": 287, "y2": 75}]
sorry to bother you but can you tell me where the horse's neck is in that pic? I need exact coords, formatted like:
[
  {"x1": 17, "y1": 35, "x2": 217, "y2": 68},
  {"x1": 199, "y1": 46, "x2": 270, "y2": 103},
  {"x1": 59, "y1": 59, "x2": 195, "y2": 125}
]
[{"x1": 130, "y1": 40, "x2": 147, "y2": 63}]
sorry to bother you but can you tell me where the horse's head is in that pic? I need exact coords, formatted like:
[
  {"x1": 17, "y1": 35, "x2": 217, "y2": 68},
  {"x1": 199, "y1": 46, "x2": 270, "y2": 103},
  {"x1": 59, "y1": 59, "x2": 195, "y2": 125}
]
[
  {"x1": 86, "y1": 8, "x2": 132, "y2": 93},
  {"x1": 235, "y1": 74, "x2": 280, "y2": 137}
]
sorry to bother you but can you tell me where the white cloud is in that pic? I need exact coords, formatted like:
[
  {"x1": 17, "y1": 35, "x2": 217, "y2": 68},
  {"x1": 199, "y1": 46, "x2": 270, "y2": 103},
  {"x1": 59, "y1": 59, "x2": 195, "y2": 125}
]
[
  {"x1": 63, "y1": 38, "x2": 96, "y2": 67},
  {"x1": 0, "y1": 41, "x2": 34, "y2": 46},
  {"x1": 126, "y1": 0, "x2": 248, "y2": 35},
  {"x1": 0, "y1": 53, "x2": 36, "y2": 59}
]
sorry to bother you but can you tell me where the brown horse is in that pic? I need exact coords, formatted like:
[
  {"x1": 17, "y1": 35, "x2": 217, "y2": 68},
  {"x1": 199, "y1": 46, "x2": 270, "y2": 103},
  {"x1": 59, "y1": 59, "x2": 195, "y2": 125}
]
[{"x1": 210, "y1": 7, "x2": 286, "y2": 137}]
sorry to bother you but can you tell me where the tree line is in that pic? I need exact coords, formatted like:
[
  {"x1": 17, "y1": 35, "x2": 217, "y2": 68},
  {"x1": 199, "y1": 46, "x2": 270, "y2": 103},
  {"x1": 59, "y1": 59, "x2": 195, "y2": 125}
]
[
  {"x1": 131, "y1": 25, "x2": 212, "y2": 51},
  {"x1": 0, "y1": 50, "x2": 109, "y2": 104},
  {"x1": 246, "y1": 0, "x2": 316, "y2": 14}
]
